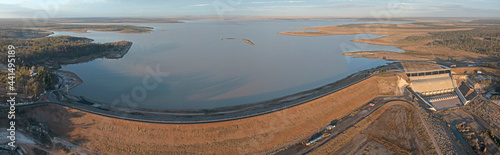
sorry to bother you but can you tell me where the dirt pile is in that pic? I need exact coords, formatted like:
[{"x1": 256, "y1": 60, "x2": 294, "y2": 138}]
[
  {"x1": 440, "y1": 108, "x2": 500, "y2": 154},
  {"x1": 465, "y1": 96, "x2": 500, "y2": 134}
]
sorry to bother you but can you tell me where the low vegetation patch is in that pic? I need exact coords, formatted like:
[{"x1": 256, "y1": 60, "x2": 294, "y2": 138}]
[{"x1": 400, "y1": 26, "x2": 500, "y2": 56}]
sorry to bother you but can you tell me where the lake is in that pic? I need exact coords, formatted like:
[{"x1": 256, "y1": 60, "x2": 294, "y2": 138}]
[{"x1": 49, "y1": 19, "x2": 403, "y2": 110}]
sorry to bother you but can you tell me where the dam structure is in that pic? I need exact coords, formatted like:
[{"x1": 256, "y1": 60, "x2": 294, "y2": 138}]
[{"x1": 406, "y1": 69, "x2": 466, "y2": 111}]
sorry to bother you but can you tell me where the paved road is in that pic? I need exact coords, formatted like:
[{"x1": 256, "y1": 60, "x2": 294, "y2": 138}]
[
  {"x1": 274, "y1": 93, "x2": 442, "y2": 155},
  {"x1": 273, "y1": 96, "x2": 384, "y2": 154},
  {"x1": 302, "y1": 99, "x2": 397, "y2": 154}
]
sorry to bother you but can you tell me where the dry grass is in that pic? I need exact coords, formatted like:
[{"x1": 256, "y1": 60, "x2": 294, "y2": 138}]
[
  {"x1": 452, "y1": 67, "x2": 500, "y2": 76},
  {"x1": 278, "y1": 23, "x2": 486, "y2": 61},
  {"x1": 342, "y1": 51, "x2": 429, "y2": 61},
  {"x1": 6, "y1": 75, "x2": 400, "y2": 154},
  {"x1": 309, "y1": 101, "x2": 434, "y2": 155},
  {"x1": 401, "y1": 62, "x2": 443, "y2": 72}
]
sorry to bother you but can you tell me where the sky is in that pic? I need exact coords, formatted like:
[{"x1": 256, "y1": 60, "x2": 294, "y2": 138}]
[{"x1": 0, "y1": 0, "x2": 499, "y2": 18}]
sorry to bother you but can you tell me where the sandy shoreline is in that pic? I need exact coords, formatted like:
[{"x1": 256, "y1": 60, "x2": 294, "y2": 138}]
[
  {"x1": 278, "y1": 23, "x2": 487, "y2": 61},
  {"x1": 53, "y1": 70, "x2": 83, "y2": 91}
]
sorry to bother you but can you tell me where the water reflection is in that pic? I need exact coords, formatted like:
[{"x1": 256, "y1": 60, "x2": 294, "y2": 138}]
[{"x1": 50, "y1": 19, "x2": 402, "y2": 109}]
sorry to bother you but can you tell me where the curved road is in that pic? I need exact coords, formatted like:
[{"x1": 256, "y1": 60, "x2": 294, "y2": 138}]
[
  {"x1": 2, "y1": 73, "x2": 374, "y2": 124},
  {"x1": 274, "y1": 97, "x2": 408, "y2": 154},
  {"x1": 274, "y1": 89, "x2": 441, "y2": 155},
  {"x1": 302, "y1": 98, "x2": 441, "y2": 155},
  {"x1": 2, "y1": 71, "x2": 442, "y2": 154}
]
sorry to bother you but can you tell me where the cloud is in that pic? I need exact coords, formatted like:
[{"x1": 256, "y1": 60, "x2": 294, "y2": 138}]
[
  {"x1": 250, "y1": 1, "x2": 305, "y2": 4},
  {"x1": 0, "y1": 4, "x2": 40, "y2": 18},
  {"x1": 393, "y1": 3, "x2": 500, "y2": 13},
  {"x1": 67, "y1": 0, "x2": 109, "y2": 3},
  {"x1": 1, "y1": 0, "x2": 499, "y2": 18},
  {"x1": 371, "y1": 2, "x2": 500, "y2": 17},
  {"x1": 0, "y1": 0, "x2": 29, "y2": 5},
  {"x1": 266, "y1": 3, "x2": 375, "y2": 9},
  {"x1": 188, "y1": 4, "x2": 212, "y2": 7}
]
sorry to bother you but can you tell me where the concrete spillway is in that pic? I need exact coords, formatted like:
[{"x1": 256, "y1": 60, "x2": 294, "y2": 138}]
[
  {"x1": 410, "y1": 74, "x2": 455, "y2": 96},
  {"x1": 407, "y1": 69, "x2": 465, "y2": 111}
]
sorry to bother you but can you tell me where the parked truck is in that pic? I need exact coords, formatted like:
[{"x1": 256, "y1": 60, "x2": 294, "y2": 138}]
[{"x1": 325, "y1": 124, "x2": 336, "y2": 130}]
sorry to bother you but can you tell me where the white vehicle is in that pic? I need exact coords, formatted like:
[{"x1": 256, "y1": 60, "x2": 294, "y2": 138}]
[
  {"x1": 325, "y1": 125, "x2": 336, "y2": 130},
  {"x1": 306, "y1": 133, "x2": 331, "y2": 146},
  {"x1": 306, "y1": 135, "x2": 324, "y2": 146}
]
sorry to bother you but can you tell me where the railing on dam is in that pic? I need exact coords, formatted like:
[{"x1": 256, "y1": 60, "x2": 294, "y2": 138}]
[
  {"x1": 427, "y1": 94, "x2": 458, "y2": 102},
  {"x1": 406, "y1": 69, "x2": 451, "y2": 77},
  {"x1": 420, "y1": 88, "x2": 455, "y2": 97}
]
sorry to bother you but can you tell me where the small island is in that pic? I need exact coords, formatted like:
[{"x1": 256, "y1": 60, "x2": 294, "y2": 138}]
[{"x1": 242, "y1": 39, "x2": 255, "y2": 45}]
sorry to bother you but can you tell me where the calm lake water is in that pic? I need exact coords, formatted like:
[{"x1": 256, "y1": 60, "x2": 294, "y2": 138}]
[{"x1": 49, "y1": 19, "x2": 403, "y2": 110}]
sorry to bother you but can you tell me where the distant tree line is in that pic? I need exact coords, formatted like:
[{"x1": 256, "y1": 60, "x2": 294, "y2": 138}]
[
  {"x1": 0, "y1": 35, "x2": 131, "y2": 66},
  {"x1": 0, "y1": 28, "x2": 48, "y2": 39},
  {"x1": 37, "y1": 23, "x2": 152, "y2": 33}
]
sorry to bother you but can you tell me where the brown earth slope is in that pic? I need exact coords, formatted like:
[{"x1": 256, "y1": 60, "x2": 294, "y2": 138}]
[
  {"x1": 1, "y1": 75, "x2": 401, "y2": 154},
  {"x1": 310, "y1": 101, "x2": 435, "y2": 155}
]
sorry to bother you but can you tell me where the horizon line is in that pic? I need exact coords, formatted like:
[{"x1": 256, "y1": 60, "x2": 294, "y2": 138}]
[{"x1": 0, "y1": 16, "x2": 499, "y2": 20}]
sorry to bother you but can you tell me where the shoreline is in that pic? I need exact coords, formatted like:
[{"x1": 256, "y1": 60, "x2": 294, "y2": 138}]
[
  {"x1": 277, "y1": 23, "x2": 490, "y2": 61},
  {"x1": 17, "y1": 20, "x2": 500, "y2": 120},
  {"x1": 65, "y1": 67, "x2": 376, "y2": 113},
  {"x1": 36, "y1": 63, "x2": 398, "y2": 123},
  {"x1": 53, "y1": 70, "x2": 83, "y2": 91},
  {"x1": 38, "y1": 64, "x2": 499, "y2": 123},
  {"x1": 2, "y1": 69, "x2": 405, "y2": 154}
]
